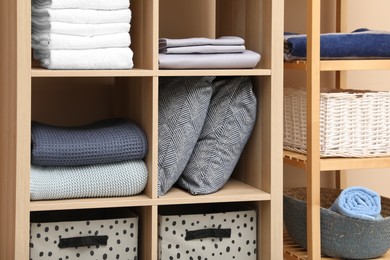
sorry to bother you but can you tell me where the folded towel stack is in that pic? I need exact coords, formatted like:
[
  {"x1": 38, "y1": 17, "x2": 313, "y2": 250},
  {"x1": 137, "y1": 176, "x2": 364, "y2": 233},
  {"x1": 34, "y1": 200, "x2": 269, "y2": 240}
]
[
  {"x1": 158, "y1": 36, "x2": 261, "y2": 69},
  {"x1": 30, "y1": 119, "x2": 148, "y2": 200},
  {"x1": 32, "y1": 0, "x2": 133, "y2": 69}
]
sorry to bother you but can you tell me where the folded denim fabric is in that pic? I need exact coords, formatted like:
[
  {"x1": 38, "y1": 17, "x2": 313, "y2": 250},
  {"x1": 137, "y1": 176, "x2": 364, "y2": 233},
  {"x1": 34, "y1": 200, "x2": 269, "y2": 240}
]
[
  {"x1": 30, "y1": 160, "x2": 148, "y2": 200},
  {"x1": 284, "y1": 28, "x2": 390, "y2": 60},
  {"x1": 33, "y1": 48, "x2": 133, "y2": 69},
  {"x1": 32, "y1": 0, "x2": 130, "y2": 10},
  {"x1": 330, "y1": 186, "x2": 383, "y2": 220},
  {"x1": 32, "y1": 33, "x2": 131, "y2": 50},
  {"x1": 32, "y1": 21, "x2": 130, "y2": 37},
  {"x1": 159, "y1": 50, "x2": 261, "y2": 69},
  {"x1": 160, "y1": 44, "x2": 245, "y2": 54},
  {"x1": 32, "y1": 8, "x2": 131, "y2": 24},
  {"x1": 31, "y1": 119, "x2": 147, "y2": 166}
]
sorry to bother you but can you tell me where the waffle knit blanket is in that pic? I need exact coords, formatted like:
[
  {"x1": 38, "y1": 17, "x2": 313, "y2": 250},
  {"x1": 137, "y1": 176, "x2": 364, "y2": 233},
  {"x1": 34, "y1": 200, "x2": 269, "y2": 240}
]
[
  {"x1": 284, "y1": 28, "x2": 390, "y2": 61},
  {"x1": 30, "y1": 160, "x2": 148, "y2": 200},
  {"x1": 330, "y1": 186, "x2": 383, "y2": 220},
  {"x1": 31, "y1": 119, "x2": 147, "y2": 166}
]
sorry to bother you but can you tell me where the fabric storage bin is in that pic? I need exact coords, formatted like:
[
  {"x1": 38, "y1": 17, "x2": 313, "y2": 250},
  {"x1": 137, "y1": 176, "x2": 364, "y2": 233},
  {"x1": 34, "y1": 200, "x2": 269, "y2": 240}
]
[
  {"x1": 158, "y1": 203, "x2": 257, "y2": 260},
  {"x1": 284, "y1": 88, "x2": 390, "y2": 157},
  {"x1": 284, "y1": 187, "x2": 390, "y2": 259},
  {"x1": 30, "y1": 208, "x2": 138, "y2": 260}
]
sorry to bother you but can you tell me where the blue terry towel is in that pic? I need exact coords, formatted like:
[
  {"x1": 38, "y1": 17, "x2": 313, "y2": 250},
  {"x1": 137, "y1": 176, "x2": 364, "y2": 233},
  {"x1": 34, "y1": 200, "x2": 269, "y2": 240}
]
[
  {"x1": 31, "y1": 119, "x2": 148, "y2": 166},
  {"x1": 330, "y1": 186, "x2": 383, "y2": 220},
  {"x1": 284, "y1": 28, "x2": 390, "y2": 61}
]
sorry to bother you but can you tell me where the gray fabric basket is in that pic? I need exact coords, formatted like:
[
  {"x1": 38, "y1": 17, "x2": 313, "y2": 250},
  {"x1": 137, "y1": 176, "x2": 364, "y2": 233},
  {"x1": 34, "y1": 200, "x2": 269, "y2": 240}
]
[{"x1": 284, "y1": 187, "x2": 390, "y2": 259}]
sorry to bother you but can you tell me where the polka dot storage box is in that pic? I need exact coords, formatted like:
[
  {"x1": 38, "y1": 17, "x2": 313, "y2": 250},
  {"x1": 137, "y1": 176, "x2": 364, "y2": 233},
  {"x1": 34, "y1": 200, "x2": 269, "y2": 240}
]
[
  {"x1": 158, "y1": 203, "x2": 257, "y2": 260},
  {"x1": 30, "y1": 208, "x2": 138, "y2": 260}
]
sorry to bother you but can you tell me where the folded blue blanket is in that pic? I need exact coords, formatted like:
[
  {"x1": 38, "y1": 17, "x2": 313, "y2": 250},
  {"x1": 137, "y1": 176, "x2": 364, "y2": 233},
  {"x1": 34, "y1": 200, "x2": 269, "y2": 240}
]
[
  {"x1": 31, "y1": 119, "x2": 148, "y2": 166},
  {"x1": 284, "y1": 28, "x2": 390, "y2": 60},
  {"x1": 30, "y1": 160, "x2": 148, "y2": 200},
  {"x1": 330, "y1": 186, "x2": 383, "y2": 220}
]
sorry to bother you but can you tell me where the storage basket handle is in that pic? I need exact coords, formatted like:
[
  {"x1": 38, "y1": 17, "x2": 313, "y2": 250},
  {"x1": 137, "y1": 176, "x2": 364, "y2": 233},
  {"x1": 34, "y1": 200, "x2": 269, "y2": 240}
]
[
  {"x1": 58, "y1": 235, "x2": 108, "y2": 248},
  {"x1": 185, "y1": 228, "x2": 231, "y2": 241}
]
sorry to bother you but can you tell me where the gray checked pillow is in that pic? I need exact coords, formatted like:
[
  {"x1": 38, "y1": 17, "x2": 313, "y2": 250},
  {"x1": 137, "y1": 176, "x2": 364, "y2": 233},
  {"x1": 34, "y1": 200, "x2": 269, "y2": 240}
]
[
  {"x1": 176, "y1": 76, "x2": 257, "y2": 195},
  {"x1": 158, "y1": 76, "x2": 215, "y2": 196}
]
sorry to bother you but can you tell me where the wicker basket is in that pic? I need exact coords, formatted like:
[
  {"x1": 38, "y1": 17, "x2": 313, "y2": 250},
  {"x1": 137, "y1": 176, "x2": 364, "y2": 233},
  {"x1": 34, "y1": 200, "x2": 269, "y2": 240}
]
[
  {"x1": 284, "y1": 88, "x2": 390, "y2": 157},
  {"x1": 284, "y1": 187, "x2": 390, "y2": 259}
]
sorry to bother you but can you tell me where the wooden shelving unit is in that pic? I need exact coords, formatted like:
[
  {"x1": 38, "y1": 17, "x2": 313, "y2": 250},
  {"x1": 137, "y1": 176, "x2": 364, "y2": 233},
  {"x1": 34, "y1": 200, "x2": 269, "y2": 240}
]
[
  {"x1": 283, "y1": 0, "x2": 390, "y2": 260},
  {"x1": 0, "y1": 0, "x2": 284, "y2": 259}
]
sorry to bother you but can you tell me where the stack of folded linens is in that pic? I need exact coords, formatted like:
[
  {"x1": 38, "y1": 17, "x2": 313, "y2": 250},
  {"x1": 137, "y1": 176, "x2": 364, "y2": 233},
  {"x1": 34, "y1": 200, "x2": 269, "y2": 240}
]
[
  {"x1": 30, "y1": 119, "x2": 148, "y2": 200},
  {"x1": 32, "y1": 0, "x2": 133, "y2": 69},
  {"x1": 158, "y1": 36, "x2": 261, "y2": 69}
]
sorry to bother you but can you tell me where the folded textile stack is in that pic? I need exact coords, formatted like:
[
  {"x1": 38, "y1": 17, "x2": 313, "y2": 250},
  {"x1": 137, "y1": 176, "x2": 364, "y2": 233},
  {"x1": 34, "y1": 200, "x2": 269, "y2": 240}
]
[
  {"x1": 32, "y1": 0, "x2": 133, "y2": 69},
  {"x1": 284, "y1": 28, "x2": 390, "y2": 61},
  {"x1": 158, "y1": 36, "x2": 261, "y2": 69},
  {"x1": 30, "y1": 119, "x2": 148, "y2": 200}
]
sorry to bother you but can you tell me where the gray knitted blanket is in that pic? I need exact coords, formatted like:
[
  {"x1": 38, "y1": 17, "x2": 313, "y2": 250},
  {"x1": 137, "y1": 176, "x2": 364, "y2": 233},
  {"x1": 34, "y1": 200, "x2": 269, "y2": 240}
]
[{"x1": 31, "y1": 119, "x2": 148, "y2": 166}]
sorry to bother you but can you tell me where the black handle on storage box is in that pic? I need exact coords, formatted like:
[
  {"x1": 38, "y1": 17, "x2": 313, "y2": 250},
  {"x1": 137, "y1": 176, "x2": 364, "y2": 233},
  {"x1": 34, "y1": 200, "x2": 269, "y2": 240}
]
[
  {"x1": 58, "y1": 235, "x2": 108, "y2": 248},
  {"x1": 185, "y1": 228, "x2": 231, "y2": 241}
]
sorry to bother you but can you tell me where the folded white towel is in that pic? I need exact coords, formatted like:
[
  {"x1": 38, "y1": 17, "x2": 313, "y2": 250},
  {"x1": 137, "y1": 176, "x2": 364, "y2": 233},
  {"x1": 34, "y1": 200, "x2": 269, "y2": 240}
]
[
  {"x1": 32, "y1": 33, "x2": 131, "y2": 50},
  {"x1": 32, "y1": 21, "x2": 130, "y2": 36},
  {"x1": 33, "y1": 48, "x2": 134, "y2": 69},
  {"x1": 158, "y1": 50, "x2": 261, "y2": 69},
  {"x1": 161, "y1": 44, "x2": 246, "y2": 54},
  {"x1": 32, "y1": 0, "x2": 130, "y2": 10},
  {"x1": 159, "y1": 36, "x2": 245, "y2": 50},
  {"x1": 32, "y1": 8, "x2": 131, "y2": 24}
]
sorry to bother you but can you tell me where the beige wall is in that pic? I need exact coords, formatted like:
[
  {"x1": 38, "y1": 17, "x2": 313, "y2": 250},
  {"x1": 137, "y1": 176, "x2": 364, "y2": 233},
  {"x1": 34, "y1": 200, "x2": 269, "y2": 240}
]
[
  {"x1": 284, "y1": 0, "x2": 390, "y2": 197},
  {"x1": 342, "y1": 0, "x2": 390, "y2": 197}
]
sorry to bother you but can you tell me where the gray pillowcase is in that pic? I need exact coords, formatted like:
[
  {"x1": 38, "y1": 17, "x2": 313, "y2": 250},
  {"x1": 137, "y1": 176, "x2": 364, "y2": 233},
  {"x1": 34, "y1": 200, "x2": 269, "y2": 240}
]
[
  {"x1": 176, "y1": 76, "x2": 257, "y2": 195},
  {"x1": 158, "y1": 76, "x2": 215, "y2": 196}
]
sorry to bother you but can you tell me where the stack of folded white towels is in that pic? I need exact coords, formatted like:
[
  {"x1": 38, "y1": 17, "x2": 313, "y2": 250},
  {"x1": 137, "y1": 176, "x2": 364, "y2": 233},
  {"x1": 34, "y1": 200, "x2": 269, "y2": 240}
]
[
  {"x1": 158, "y1": 36, "x2": 261, "y2": 69},
  {"x1": 32, "y1": 0, "x2": 133, "y2": 70}
]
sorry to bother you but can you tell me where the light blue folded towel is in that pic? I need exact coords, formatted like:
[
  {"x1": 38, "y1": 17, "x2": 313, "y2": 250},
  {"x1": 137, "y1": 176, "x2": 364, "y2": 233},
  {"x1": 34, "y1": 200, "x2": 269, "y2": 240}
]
[{"x1": 330, "y1": 186, "x2": 383, "y2": 220}]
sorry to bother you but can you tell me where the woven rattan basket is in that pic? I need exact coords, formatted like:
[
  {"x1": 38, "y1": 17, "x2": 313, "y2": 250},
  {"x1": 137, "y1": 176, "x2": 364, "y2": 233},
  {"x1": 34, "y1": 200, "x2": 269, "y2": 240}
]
[
  {"x1": 284, "y1": 88, "x2": 390, "y2": 157},
  {"x1": 284, "y1": 187, "x2": 390, "y2": 259}
]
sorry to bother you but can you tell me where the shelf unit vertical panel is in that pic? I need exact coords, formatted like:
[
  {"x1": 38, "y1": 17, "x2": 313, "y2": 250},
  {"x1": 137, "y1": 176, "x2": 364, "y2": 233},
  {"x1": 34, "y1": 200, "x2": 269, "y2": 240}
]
[
  {"x1": 262, "y1": 0, "x2": 284, "y2": 258},
  {"x1": 116, "y1": 77, "x2": 158, "y2": 199},
  {"x1": 0, "y1": 0, "x2": 31, "y2": 259},
  {"x1": 135, "y1": 206, "x2": 158, "y2": 260},
  {"x1": 131, "y1": 0, "x2": 155, "y2": 70},
  {"x1": 306, "y1": 0, "x2": 322, "y2": 259}
]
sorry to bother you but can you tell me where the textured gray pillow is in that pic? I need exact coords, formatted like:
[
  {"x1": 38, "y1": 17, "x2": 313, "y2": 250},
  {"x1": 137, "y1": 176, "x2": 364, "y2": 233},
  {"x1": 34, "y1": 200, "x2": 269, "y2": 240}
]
[
  {"x1": 177, "y1": 76, "x2": 257, "y2": 195},
  {"x1": 158, "y1": 76, "x2": 215, "y2": 196}
]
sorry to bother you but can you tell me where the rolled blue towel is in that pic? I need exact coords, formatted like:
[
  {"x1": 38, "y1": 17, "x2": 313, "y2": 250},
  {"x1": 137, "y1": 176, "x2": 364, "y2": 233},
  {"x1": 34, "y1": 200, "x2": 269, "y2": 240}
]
[
  {"x1": 31, "y1": 119, "x2": 148, "y2": 166},
  {"x1": 284, "y1": 28, "x2": 390, "y2": 61},
  {"x1": 330, "y1": 186, "x2": 383, "y2": 220}
]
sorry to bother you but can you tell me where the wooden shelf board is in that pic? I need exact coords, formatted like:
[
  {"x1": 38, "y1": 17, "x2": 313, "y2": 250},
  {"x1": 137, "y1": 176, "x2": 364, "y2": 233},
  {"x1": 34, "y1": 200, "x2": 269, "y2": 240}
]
[
  {"x1": 285, "y1": 59, "x2": 390, "y2": 71},
  {"x1": 284, "y1": 150, "x2": 390, "y2": 171},
  {"x1": 30, "y1": 194, "x2": 153, "y2": 212},
  {"x1": 284, "y1": 231, "x2": 390, "y2": 260},
  {"x1": 157, "y1": 179, "x2": 271, "y2": 205},
  {"x1": 31, "y1": 67, "x2": 156, "y2": 77},
  {"x1": 157, "y1": 68, "x2": 271, "y2": 77}
]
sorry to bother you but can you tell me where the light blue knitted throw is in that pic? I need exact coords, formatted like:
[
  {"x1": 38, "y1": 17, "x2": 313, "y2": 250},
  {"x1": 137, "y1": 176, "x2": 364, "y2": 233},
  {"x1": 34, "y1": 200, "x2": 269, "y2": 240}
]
[{"x1": 30, "y1": 160, "x2": 148, "y2": 200}]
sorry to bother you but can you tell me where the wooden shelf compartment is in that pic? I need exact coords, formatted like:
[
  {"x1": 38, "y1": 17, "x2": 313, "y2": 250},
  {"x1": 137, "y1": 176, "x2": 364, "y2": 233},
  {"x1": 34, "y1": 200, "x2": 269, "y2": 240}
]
[
  {"x1": 285, "y1": 59, "x2": 390, "y2": 71},
  {"x1": 158, "y1": 179, "x2": 271, "y2": 205},
  {"x1": 284, "y1": 150, "x2": 390, "y2": 171},
  {"x1": 284, "y1": 231, "x2": 390, "y2": 260}
]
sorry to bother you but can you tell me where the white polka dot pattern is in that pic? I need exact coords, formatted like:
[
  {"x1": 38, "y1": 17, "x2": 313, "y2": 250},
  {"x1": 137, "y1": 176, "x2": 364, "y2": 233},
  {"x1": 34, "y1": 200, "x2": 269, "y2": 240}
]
[
  {"x1": 158, "y1": 208, "x2": 257, "y2": 260},
  {"x1": 30, "y1": 212, "x2": 138, "y2": 260}
]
